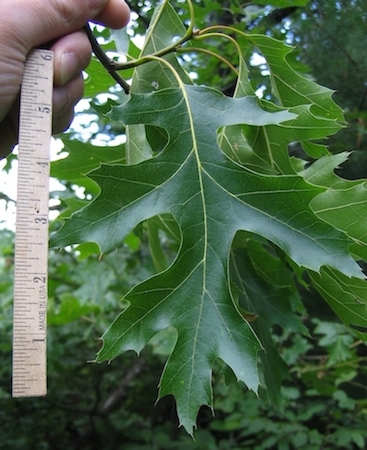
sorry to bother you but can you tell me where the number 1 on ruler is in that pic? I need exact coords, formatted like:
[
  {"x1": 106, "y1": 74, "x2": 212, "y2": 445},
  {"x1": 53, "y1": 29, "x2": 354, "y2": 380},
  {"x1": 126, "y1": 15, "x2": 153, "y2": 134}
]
[{"x1": 12, "y1": 49, "x2": 53, "y2": 397}]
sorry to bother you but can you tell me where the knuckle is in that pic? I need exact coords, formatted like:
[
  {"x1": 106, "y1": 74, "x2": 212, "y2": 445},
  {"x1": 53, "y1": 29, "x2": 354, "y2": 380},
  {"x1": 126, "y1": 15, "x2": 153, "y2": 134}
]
[
  {"x1": 52, "y1": 0, "x2": 78, "y2": 26},
  {"x1": 51, "y1": 0, "x2": 102, "y2": 27}
]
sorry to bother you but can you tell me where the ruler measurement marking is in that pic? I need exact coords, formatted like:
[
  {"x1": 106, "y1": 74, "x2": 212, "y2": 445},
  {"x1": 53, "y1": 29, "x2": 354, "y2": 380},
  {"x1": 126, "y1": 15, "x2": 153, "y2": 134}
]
[{"x1": 12, "y1": 49, "x2": 53, "y2": 398}]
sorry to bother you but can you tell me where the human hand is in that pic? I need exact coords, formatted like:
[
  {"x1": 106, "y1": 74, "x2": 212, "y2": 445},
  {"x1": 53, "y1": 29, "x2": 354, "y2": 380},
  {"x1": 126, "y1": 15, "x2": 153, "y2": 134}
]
[{"x1": 0, "y1": 0, "x2": 130, "y2": 158}]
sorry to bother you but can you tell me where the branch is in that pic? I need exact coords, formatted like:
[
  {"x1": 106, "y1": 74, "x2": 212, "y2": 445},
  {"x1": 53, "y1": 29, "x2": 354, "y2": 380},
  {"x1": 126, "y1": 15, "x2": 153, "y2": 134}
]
[
  {"x1": 102, "y1": 357, "x2": 146, "y2": 413},
  {"x1": 83, "y1": 23, "x2": 130, "y2": 94}
]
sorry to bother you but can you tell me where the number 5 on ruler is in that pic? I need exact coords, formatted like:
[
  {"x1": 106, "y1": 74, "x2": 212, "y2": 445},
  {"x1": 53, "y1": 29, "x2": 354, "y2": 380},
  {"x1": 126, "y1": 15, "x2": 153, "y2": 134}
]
[{"x1": 12, "y1": 49, "x2": 53, "y2": 397}]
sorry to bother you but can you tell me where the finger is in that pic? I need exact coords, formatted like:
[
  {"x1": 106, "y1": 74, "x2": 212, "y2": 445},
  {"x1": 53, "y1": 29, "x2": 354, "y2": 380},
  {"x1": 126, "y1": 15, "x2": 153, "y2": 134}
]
[
  {"x1": 0, "y1": 115, "x2": 17, "y2": 159},
  {"x1": 3, "y1": 0, "x2": 128, "y2": 51},
  {"x1": 52, "y1": 73, "x2": 85, "y2": 133},
  {"x1": 93, "y1": 0, "x2": 131, "y2": 29},
  {"x1": 52, "y1": 106, "x2": 75, "y2": 136},
  {"x1": 51, "y1": 30, "x2": 92, "y2": 87}
]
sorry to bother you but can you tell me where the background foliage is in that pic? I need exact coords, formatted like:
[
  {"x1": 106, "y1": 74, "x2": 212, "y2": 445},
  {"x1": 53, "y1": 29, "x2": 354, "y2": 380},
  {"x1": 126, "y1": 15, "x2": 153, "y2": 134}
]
[{"x1": 1, "y1": 0, "x2": 367, "y2": 447}]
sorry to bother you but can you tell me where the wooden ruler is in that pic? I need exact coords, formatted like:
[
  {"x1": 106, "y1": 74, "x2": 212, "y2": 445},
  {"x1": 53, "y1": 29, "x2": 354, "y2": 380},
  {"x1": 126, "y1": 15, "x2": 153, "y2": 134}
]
[{"x1": 12, "y1": 49, "x2": 53, "y2": 397}]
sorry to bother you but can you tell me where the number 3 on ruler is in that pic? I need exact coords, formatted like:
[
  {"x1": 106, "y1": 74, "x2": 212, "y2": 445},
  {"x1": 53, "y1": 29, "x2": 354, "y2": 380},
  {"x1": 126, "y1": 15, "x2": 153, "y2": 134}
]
[{"x1": 12, "y1": 49, "x2": 53, "y2": 398}]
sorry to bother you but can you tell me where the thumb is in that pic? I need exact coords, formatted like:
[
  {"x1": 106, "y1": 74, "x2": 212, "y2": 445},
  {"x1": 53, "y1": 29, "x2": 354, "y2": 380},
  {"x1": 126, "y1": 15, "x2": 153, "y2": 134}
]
[{"x1": 4, "y1": 0, "x2": 111, "y2": 50}]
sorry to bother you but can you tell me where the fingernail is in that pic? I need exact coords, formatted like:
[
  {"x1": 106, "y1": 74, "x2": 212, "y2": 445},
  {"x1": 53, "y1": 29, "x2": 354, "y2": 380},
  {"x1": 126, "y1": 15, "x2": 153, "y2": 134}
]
[{"x1": 60, "y1": 52, "x2": 78, "y2": 85}]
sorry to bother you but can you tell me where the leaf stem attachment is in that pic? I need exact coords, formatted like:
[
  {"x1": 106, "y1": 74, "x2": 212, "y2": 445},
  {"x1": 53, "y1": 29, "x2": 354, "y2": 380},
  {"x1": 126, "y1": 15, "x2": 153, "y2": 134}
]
[
  {"x1": 83, "y1": 23, "x2": 131, "y2": 94},
  {"x1": 112, "y1": 3, "x2": 195, "y2": 71}
]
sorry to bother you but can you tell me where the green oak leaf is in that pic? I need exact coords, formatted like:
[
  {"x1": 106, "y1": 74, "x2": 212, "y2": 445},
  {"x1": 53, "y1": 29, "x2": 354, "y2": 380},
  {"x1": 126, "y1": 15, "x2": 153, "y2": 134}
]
[
  {"x1": 126, "y1": 1, "x2": 192, "y2": 165},
  {"x1": 219, "y1": 41, "x2": 343, "y2": 176},
  {"x1": 231, "y1": 240, "x2": 307, "y2": 407},
  {"x1": 52, "y1": 85, "x2": 361, "y2": 277},
  {"x1": 248, "y1": 35, "x2": 344, "y2": 121},
  {"x1": 311, "y1": 182, "x2": 367, "y2": 247},
  {"x1": 245, "y1": 238, "x2": 297, "y2": 289},
  {"x1": 309, "y1": 268, "x2": 367, "y2": 341},
  {"x1": 51, "y1": 139, "x2": 125, "y2": 194},
  {"x1": 302, "y1": 152, "x2": 367, "y2": 247},
  {"x1": 51, "y1": 82, "x2": 363, "y2": 432},
  {"x1": 301, "y1": 152, "x2": 359, "y2": 189},
  {"x1": 247, "y1": 34, "x2": 344, "y2": 162}
]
